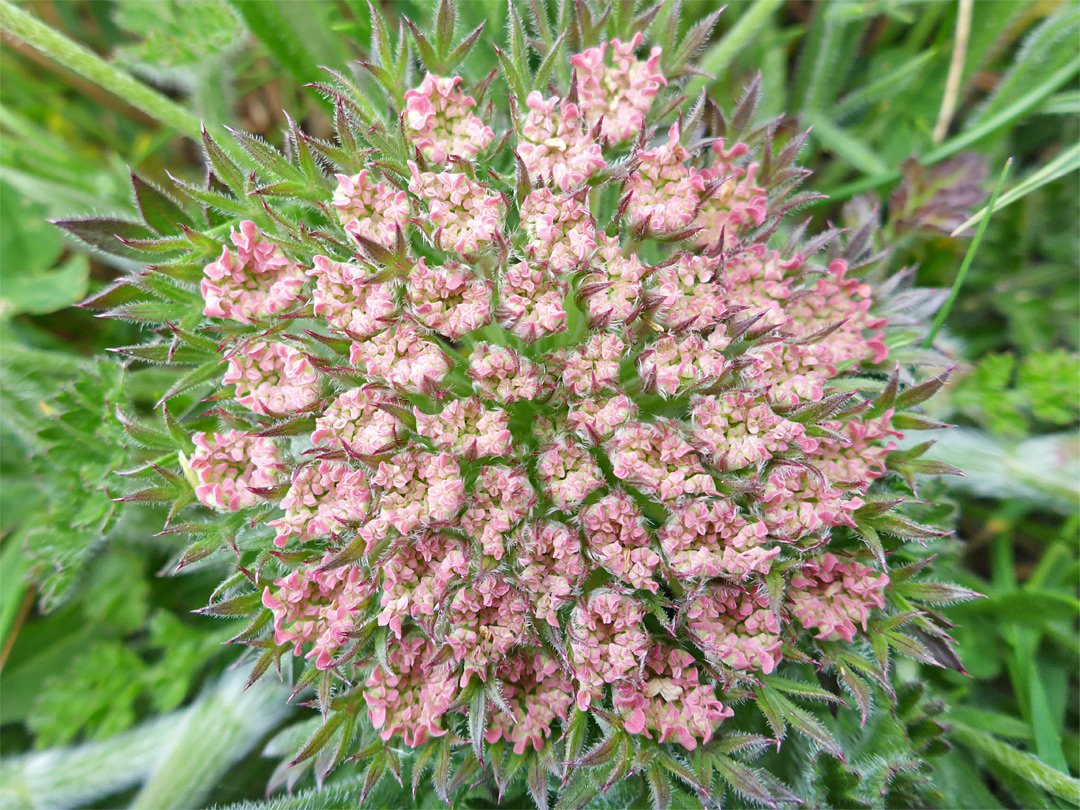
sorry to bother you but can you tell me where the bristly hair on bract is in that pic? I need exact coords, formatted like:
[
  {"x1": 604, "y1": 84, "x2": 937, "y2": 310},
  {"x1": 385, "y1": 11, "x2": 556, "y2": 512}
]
[{"x1": 60, "y1": 1, "x2": 984, "y2": 807}]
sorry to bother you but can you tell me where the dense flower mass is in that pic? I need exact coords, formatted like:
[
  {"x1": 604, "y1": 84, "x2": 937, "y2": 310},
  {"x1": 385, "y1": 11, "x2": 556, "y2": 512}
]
[{"x1": 98, "y1": 13, "x2": 962, "y2": 807}]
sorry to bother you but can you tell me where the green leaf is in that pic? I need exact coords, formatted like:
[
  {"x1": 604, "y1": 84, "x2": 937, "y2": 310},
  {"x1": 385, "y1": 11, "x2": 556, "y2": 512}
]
[
  {"x1": 0, "y1": 253, "x2": 89, "y2": 318},
  {"x1": 793, "y1": 8, "x2": 854, "y2": 113},
  {"x1": 685, "y1": 0, "x2": 785, "y2": 98},
  {"x1": 131, "y1": 172, "x2": 195, "y2": 235},
  {"x1": 554, "y1": 769, "x2": 600, "y2": 810},
  {"x1": 645, "y1": 762, "x2": 672, "y2": 810},
  {"x1": 156, "y1": 358, "x2": 224, "y2": 406},
  {"x1": 469, "y1": 684, "x2": 488, "y2": 761},
  {"x1": 713, "y1": 754, "x2": 780, "y2": 808},
  {"x1": 762, "y1": 674, "x2": 847, "y2": 705},
  {"x1": 225, "y1": 0, "x2": 325, "y2": 88},
  {"x1": 27, "y1": 640, "x2": 148, "y2": 747},
  {"x1": 527, "y1": 753, "x2": 549, "y2": 810},
  {"x1": 803, "y1": 112, "x2": 889, "y2": 175},
  {"x1": 228, "y1": 127, "x2": 305, "y2": 183},
  {"x1": 833, "y1": 48, "x2": 937, "y2": 120},
  {"x1": 202, "y1": 125, "x2": 247, "y2": 196},
  {"x1": 826, "y1": 58, "x2": 1077, "y2": 202},
  {"x1": 898, "y1": 580, "x2": 984, "y2": 605},
  {"x1": 972, "y1": 3, "x2": 1080, "y2": 128}
]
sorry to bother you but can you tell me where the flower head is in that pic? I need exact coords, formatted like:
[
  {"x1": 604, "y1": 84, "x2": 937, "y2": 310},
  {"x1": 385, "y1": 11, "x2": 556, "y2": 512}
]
[
  {"x1": 189, "y1": 430, "x2": 281, "y2": 511},
  {"x1": 404, "y1": 74, "x2": 494, "y2": 165},
  {"x1": 201, "y1": 221, "x2": 305, "y2": 323},
  {"x1": 223, "y1": 341, "x2": 320, "y2": 416},
  {"x1": 787, "y1": 554, "x2": 889, "y2": 642},
  {"x1": 121, "y1": 20, "x2": 958, "y2": 798}
]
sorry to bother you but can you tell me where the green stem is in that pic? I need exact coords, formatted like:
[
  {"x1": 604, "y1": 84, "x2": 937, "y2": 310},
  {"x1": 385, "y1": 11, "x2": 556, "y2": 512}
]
[
  {"x1": 0, "y1": 0, "x2": 202, "y2": 140},
  {"x1": 922, "y1": 158, "x2": 1011, "y2": 347}
]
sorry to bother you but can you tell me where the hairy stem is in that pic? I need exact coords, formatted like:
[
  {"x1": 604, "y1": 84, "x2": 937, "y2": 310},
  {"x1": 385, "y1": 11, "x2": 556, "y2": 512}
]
[{"x1": 0, "y1": 0, "x2": 203, "y2": 140}]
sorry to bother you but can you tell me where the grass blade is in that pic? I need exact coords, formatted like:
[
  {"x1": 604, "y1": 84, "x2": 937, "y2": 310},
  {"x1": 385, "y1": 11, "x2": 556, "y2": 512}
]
[
  {"x1": 924, "y1": 158, "x2": 1011, "y2": 347},
  {"x1": 833, "y1": 48, "x2": 937, "y2": 120},
  {"x1": 951, "y1": 143, "x2": 1080, "y2": 235},
  {"x1": 803, "y1": 113, "x2": 889, "y2": 175},
  {"x1": 824, "y1": 58, "x2": 1077, "y2": 202},
  {"x1": 951, "y1": 722, "x2": 1080, "y2": 803}
]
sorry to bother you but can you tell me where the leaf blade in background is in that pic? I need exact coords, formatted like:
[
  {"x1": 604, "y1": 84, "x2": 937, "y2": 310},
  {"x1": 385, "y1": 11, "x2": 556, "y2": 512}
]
[{"x1": 0, "y1": 668, "x2": 290, "y2": 810}]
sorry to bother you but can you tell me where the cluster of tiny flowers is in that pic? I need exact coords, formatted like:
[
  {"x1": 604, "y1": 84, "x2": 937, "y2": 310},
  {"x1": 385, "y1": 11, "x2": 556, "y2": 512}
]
[
  {"x1": 308, "y1": 256, "x2": 398, "y2": 335},
  {"x1": 188, "y1": 430, "x2": 281, "y2": 511},
  {"x1": 223, "y1": 340, "x2": 320, "y2": 416},
  {"x1": 331, "y1": 171, "x2": 410, "y2": 247},
  {"x1": 485, "y1": 653, "x2": 575, "y2": 754},
  {"x1": 406, "y1": 258, "x2": 492, "y2": 338},
  {"x1": 694, "y1": 141, "x2": 769, "y2": 245},
  {"x1": 685, "y1": 584, "x2": 782, "y2": 674},
  {"x1": 570, "y1": 32, "x2": 665, "y2": 143},
  {"x1": 518, "y1": 92, "x2": 606, "y2": 191},
  {"x1": 521, "y1": 188, "x2": 598, "y2": 273},
  {"x1": 404, "y1": 74, "x2": 494, "y2": 164},
  {"x1": 201, "y1": 221, "x2": 305, "y2": 323},
  {"x1": 186, "y1": 31, "x2": 916, "y2": 765},
  {"x1": 267, "y1": 461, "x2": 371, "y2": 547},
  {"x1": 787, "y1": 553, "x2": 890, "y2": 642},
  {"x1": 658, "y1": 498, "x2": 777, "y2": 580},
  {"x1": 408, "y1": 163, "x2": 504, "y2": 254},
  {"x1": 690, "y1": 391, "x2": 809, "y2": 471},
  {"x1": 262, "y1": 553, "x2": 376, "y2": 670},
  {"x1": 311, "y1": 386, "x2": 402, "y2": 456},
  {"x1": 626, "y1": 124, "x2": 706, "y2": 235},
  {"x1": 613, "y1": 645, "x2": 734, "y2": 749}
]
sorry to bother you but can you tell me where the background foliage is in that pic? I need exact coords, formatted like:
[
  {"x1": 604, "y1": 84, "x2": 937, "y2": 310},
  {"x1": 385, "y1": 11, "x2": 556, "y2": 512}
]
[{"x1": 0, "y1": 1, "x2": 1076, "y2": 808}]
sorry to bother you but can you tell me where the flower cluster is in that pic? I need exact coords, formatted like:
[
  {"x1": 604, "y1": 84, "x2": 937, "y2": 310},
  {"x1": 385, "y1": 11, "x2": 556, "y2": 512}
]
[
  {"x1": 201, "y1": 221, "x2": 305, "y2": 323},
  {"x1": 262, "y1": 553, "x2": 376, "y2": 669},
  {"x1": 188, "y1": 430, "x2": 281, "y2": 511},
  {"x1": 613, "y1": 645, "x2": 734, "y2": 749},
  {"x1": 105, "y1": 17, "x2": 959, "y2": 802},
  {"x1": 788, "y1": 553, "x2": 890, "y2": 642}
]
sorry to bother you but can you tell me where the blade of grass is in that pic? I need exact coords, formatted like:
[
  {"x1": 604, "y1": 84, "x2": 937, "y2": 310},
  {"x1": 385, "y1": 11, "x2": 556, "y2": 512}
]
[
  {"x1": 1040, "y1": 90, "x2": 1080, "y2": 115},
  {"x1": 971, "y1": 1, "x2": 1080, "y2": 127},
  {"x1": 1021, "y1": 653, "x2": 1070, "y2": 774},
  {"x1": 0, "y1": 0, "x2": 202, "y2": 140},
  {"x1": 923, "y1": 158, "x2": 1011, "y2": 347},
  {"x1": 990, "y1": 525, "x2": 1072, "y2": 779},
  {"x1": 792, "y1": 7, "x2": 857, "y2": 114},
  {"x1": 951, "y1": 143, "x2": 1080, "y2": 235},
  {"x1": 833, "y1": 48, "x2": 938, "y2": 120},
  {"x1": 803, "y1": 113, "x2": 889, "y2": 175},
  {"x1": 225, "y1": 0, "x2": 322, "y2": 86},
  {"x1": 824, "y1": 58, "x2": 1078, "y2": 202},
  {"x1": 684, "y1": 0, "x2": 786, "y2": 98}
]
